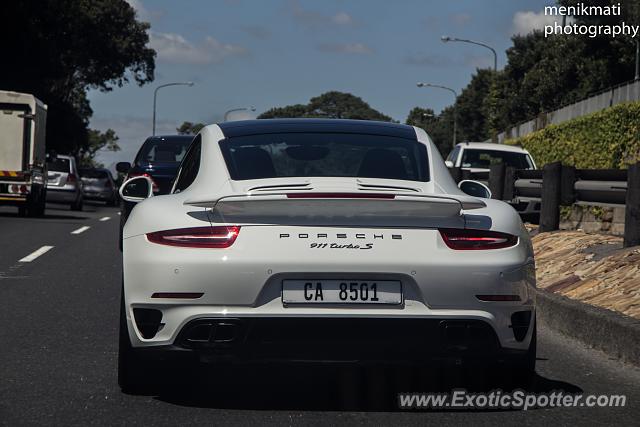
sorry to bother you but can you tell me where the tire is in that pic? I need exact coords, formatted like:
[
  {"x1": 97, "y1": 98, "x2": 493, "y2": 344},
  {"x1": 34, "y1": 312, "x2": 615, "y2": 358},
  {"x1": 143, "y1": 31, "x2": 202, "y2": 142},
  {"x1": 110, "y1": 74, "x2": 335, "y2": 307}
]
[
  {"x1": 35, "y1": 188, "x2": 46, "y2": 217},
  {"x1": 118, "y1": 289, "x2": 155, "y2": 394},
  {"x1": 71, "y1": 194, "x2": 83, "y2": 211},
  {"x1": 510, "y1": 319, "x2": 537, "y2": 388}
]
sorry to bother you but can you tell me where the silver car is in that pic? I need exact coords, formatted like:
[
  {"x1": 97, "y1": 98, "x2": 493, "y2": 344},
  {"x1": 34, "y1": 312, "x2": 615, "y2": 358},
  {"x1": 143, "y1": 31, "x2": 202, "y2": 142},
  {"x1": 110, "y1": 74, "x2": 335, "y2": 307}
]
[
  {"x1": 80, "y1": 168, "x2": 119, "y2": 206},
  {"x1": 46, "y1": 154, "x2": 84, "y2": 211}
]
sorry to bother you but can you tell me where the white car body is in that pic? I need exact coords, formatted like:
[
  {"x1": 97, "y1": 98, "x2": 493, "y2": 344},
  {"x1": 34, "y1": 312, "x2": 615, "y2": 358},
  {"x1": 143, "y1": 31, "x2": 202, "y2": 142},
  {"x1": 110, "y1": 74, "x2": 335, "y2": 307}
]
[
  {"x1": 446, "y1": 142, "x2": 537, "y2": 174},
  {"x1": 119, "y1": 119, "x2": 536, "y2": 389}
]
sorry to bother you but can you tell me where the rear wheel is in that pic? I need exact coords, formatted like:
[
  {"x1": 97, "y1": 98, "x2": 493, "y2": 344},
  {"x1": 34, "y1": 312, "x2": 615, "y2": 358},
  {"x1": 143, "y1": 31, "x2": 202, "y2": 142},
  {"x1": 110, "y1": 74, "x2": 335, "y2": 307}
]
[
  {"x1": 71, "y1": 194, "x2": 83, "y2": 211},
  {"x1": 118, "y1": 290, "x2": 156, "y2": 394},
  {"x1": 510, "y1": 319, "x2": 537, "y2": 388}
]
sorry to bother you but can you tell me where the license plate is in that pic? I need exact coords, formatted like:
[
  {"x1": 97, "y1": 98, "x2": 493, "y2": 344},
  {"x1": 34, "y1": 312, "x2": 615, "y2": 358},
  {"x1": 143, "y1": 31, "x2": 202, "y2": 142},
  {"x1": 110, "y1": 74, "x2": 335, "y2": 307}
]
[{"x1": 282, "y1": 280, "x2": 402, "y2": 305}]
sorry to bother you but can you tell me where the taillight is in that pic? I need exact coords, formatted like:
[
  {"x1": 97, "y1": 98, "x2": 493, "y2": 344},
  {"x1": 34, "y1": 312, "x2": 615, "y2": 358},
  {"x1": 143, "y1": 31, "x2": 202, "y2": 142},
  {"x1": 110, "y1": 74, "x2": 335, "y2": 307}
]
[
  {"x1": 439, "y1": 228, "x2": 518, "y2": 250},
  {"x1": 147, "y1": 226, "x2": 240, "y2": 248},
  {"x1": 67, "y1": 174, "x2": 77, "y2": 184}
]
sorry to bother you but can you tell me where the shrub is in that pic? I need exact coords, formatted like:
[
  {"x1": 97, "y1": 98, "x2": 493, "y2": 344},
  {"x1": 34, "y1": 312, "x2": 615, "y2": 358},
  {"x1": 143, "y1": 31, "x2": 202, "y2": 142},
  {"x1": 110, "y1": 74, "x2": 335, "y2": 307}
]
[{"x1": 505, "y1": 101, "x2": 640, "y2": 169}]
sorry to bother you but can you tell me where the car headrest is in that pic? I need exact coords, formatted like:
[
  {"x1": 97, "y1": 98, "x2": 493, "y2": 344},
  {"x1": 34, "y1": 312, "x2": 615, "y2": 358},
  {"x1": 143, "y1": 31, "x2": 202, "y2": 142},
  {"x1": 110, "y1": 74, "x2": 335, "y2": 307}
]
[
  {"x1": 358, "y1": 149, "x2": 408, "y2": 180},
  {"x1": 155, "y1": 149, "x2": 176, "y2": 162},
  {"x1": 233, "y1": 147, "x2": 276, "y2": 180}
]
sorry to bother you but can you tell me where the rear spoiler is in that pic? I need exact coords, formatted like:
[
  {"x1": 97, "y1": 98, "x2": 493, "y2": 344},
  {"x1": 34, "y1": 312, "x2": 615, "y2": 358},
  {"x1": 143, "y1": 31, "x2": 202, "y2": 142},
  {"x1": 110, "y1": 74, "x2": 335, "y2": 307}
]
[{"x1": 184, "y1": 193, "x2": 486, "y2": 228}]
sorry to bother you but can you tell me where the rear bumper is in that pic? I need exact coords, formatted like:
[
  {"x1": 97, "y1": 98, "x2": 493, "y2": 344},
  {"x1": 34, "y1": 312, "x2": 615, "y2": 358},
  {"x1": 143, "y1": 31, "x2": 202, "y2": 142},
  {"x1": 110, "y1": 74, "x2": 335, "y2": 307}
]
[
  {"x1": 46, "y1": 188, "x2": 78, "y2": 203},
  {"x1": 84, "y1": 190, "x2": 114, "y2": 201},
  {"x1": 128, "y1": 316, "x2": 533, "y2": 365}
]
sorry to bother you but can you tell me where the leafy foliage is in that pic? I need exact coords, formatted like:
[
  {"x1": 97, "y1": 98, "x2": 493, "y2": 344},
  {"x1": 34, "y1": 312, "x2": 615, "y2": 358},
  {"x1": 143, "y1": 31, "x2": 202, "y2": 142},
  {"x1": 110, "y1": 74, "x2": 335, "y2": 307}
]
[
  {"x1": 505, "y1": 101, "x2": 640, "y2": 169},
  {"x1": 258, "y1": 91, "x2": 393, "y2": 122},
  {"x1": 177, "y1": 122, "x2": 206, "y2": 135},
  {"x1": 78, "y1": 129, "x2": 120, "y2": 168},
  {"x1": 0, "y1": 0, "x2": 155, "y2": 155}
]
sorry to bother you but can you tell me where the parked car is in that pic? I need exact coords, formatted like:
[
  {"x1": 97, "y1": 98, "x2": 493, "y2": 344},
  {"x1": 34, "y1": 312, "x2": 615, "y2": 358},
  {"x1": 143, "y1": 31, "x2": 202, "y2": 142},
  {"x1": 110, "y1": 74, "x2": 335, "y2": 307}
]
[
  {"x1": 117, "y1": 119, "x2": 536, "y2": 393},
  {"x1": 116, "y1": 135, "x2": 194, "y2": 250},
  {"x1": 46, "y1": 154, "x2": 83, "y2": 211},
  {"x1": 445, "y1": 142, "x2": 536, "y2": 173},
  {"x1": 79, "y1": 168, "x2": 119, "y2": 206}
]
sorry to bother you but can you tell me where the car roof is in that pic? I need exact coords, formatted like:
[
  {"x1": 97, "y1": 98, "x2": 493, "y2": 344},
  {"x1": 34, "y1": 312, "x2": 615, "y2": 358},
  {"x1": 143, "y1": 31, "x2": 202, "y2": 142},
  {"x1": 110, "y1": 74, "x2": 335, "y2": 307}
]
[
  {"x1": 456, "y1": 142, "x2": 530, "y2": 153},
  {"x1": 216, "y1": 119, "x2": 417, "y2": 139},
  {"x1": 144, "y1": 135, "x2": 194, "y2": 143},
  {"x1": 51, "y1": 154, "x2": 73, "y2": 160}
]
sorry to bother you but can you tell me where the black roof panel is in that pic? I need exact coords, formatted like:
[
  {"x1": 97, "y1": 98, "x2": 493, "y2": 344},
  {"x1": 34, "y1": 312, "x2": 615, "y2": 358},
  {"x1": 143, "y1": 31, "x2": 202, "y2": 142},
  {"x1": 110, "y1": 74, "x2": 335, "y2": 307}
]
[{"x1": 218, "y1": 119, "x2": 417, "y2": 139}]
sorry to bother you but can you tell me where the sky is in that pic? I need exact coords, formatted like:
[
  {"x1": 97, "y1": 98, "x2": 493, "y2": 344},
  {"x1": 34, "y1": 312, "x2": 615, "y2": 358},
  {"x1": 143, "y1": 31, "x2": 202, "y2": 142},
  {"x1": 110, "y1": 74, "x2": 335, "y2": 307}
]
[{"x1": 89, "y1": 0, "x2": 558, "y2": 167}]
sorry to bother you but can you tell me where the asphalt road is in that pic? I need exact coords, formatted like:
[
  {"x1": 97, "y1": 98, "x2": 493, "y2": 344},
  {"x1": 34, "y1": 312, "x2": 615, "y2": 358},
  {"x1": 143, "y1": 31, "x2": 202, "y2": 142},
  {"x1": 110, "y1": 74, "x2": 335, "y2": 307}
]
[{"x1": 1, "y1": 202, "x2": 639, "y2": 425}]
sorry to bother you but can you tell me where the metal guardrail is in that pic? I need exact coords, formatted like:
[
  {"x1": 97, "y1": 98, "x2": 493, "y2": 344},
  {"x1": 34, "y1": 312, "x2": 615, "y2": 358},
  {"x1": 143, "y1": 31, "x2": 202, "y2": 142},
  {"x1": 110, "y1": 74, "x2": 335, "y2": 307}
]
[{"x1": 449, "y1": 162, "x2": 640, "y2": 248}]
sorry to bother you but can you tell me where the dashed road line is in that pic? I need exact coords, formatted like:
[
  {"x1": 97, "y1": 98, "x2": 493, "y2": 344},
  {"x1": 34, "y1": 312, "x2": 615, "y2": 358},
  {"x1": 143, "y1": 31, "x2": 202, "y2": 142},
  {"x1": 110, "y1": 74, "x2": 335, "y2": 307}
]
[
  {"x1": 99, "y1": 216, "x2": 111, "y2": 222},
  {"x1": 19, "y1": 246, "x2": 54, "y2": 263},
  {"x1": 71, "y1": 226, "x2": 90, "y2": 235}
]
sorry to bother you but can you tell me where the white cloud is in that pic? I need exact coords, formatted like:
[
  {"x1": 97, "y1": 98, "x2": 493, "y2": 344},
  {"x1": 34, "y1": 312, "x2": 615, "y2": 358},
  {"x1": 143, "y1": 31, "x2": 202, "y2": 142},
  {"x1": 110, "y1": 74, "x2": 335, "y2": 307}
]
[
  {"x1": 149, "y1": 32, "x2": 247, "y2": 64},
  {"x1": 288, "y1": 0, "x2": 354, "y2": 28},
  {"x1": 450, "y1": 13, "x2": 471, "y2": 26},
  {"x1": 317, "y1": 42, "x2": 372, "y2": 55},
  {"x1": 125, "y1": 0, "x2": 163, "y2": 21},
  {"x1": 512, "y1": 10, "x2": 570, "y2": 35},
  {"x1": 331, "y1": 12, "x2": 353, "y2": 26}
]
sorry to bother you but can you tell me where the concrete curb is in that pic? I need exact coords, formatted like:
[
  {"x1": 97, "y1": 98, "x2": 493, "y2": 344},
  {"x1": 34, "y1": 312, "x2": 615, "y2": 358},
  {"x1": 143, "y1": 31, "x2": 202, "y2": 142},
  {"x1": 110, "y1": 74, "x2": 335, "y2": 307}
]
[{"x1": 536, "y1": 288, "x2": 640, "y2": 367}]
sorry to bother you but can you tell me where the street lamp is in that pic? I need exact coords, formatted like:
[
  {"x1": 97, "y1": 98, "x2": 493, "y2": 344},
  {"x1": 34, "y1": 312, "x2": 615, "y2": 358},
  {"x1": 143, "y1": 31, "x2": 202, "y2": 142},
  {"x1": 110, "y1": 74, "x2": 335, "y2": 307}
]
[
  {"x1": 441, "y1": 36, "x2": 497, "y2": 72},
  {"x1": 224, "y1": 106, "x2": 256, "y2": 122},
  {"x1": 417, "y1": 82, "x2": 458, "y2": 149},
  {"x1": 635, "y1": 39, "x2": 639, "y2": 81},
  {"x1": 152, "y1": 82, "x2": 194, "y2": 135}
]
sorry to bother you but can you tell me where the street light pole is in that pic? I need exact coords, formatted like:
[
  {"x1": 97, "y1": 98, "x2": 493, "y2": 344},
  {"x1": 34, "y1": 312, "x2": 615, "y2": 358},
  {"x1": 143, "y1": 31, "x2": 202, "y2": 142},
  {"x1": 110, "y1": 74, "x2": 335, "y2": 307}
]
[
  {"x1": 224, "y1": 106, "x2": 257, "y2": 122},
  {"x1": 152, "y1": 82, "x2": 194, "y2": 136},
  {"x1": 416, "y1": 83, "x2": 458, "y2": 149},
  {"x1": 441, "y1": 36, "x2": 497, "y2": 72},
  {"x1": 635, "y1": 39, "x2": 640, "y2": 81}
]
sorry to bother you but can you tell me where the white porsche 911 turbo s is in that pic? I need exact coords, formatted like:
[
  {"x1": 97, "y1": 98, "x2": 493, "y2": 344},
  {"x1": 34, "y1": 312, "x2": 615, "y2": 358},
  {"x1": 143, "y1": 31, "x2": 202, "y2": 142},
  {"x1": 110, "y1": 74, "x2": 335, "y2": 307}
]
[{"x1": 118, "y1": 119, "x2": 536, "y2": 392}]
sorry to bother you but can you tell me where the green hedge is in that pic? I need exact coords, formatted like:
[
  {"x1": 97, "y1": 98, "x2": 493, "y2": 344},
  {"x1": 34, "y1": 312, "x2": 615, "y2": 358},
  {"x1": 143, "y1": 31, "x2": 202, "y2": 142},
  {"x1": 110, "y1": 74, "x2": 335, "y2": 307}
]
[{"x1": 505, "y1": 101, "x2": 640, "y2": 169}]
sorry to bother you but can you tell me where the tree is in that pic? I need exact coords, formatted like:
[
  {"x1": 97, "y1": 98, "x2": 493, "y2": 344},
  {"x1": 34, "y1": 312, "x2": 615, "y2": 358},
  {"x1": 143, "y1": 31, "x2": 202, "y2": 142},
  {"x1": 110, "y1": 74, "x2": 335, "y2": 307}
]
[
  {"x1": 258, "y1": 91, "x2": 393, "y2": 121},
  {"x1": 0, "y1": 1, "x2": 155, "y2": 155},
  {"x1": 177, "y1": 122, "x2": 206, "y2": 135},
  {"x1": 405, "y1": 107, "x2": 456, "y2": 156},
  {"x1": 77, "y1": 129, "x2": 121, "y2": 168}
]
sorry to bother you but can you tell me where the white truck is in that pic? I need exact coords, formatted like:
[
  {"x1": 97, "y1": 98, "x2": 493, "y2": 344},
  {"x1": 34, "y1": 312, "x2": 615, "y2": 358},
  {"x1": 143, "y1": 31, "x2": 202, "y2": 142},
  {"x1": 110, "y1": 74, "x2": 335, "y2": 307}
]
[{"x1": 0, "y1": 90, "x2": 48, "y2": 216}]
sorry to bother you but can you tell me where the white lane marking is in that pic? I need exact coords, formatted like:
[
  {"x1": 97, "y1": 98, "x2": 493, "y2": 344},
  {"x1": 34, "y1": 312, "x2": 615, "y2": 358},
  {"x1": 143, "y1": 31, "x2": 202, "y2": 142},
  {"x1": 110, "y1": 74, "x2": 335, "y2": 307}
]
[
  {"x1": 19, "y1": 246, "x2": 54, "y2": 262},
  {"x1": 71, "y1": 226, "x2": 90, "y2": 235},
  {"x1": 99, "y1": 216, "x2": 111, "y2": 222}
]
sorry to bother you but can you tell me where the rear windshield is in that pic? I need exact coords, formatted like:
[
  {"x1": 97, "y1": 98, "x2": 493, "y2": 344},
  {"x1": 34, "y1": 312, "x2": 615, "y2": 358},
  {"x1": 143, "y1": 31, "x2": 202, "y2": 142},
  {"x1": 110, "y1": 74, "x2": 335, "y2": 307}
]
[
  {"x1": 135, "y1": 140, "x2": 191, "y2": 164},
  {"x1": 461, "y1": 149, "x2": 534, "y2": 169},
  {"x1": 219, "y1": 133, "x2": 429, "y2": 181},
  {"x1": 47, "y1": 158, "x2": 70, "y2": 173},
  {"x1": 80, "y1": 170, "x2": 109, "y2": 180}
]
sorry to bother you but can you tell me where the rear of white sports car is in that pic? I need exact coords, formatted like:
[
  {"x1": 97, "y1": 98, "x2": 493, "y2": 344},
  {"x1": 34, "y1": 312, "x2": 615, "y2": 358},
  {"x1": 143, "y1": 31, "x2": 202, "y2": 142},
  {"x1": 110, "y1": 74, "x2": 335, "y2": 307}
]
[{"x1": 119, "y1": 120, "x2": 536, "y2": 391}]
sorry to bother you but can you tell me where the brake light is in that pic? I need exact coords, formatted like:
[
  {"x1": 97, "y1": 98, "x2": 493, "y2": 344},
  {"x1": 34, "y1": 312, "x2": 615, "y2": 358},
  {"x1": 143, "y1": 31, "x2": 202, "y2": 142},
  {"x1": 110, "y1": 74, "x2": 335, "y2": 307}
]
[
  {"x1": 128, "y1": 172, "x2": 159, "y2": 192},
  {"x1": 67, "y1": 174, "x2": 77, "y2": 184},
  {"x1": 286, "y1": 193, "x2": 395, "y2": 199},
  {"x1": 147, "y1": 226, "x2": 240, "y2": 248},
  {"x1": 439, "y1": 228, "x2": 518, "y2": 250}
]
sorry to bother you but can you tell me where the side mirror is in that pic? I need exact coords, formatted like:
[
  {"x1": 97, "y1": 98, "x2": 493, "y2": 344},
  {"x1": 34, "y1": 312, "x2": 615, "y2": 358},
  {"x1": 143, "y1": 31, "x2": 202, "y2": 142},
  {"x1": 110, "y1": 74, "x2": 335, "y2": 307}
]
[
  {"x1": 444, "y1": 160, "x2": 454, "y2": 168},
  {"x1": 116, "y1": 162, "x2": 131, "y2": 173},
  {"x1": 458, "y1": 180, "x2": 492, "y2": 199},
  {"x1": 119, "y1": 176, "x2": 154, "y2": 203}
]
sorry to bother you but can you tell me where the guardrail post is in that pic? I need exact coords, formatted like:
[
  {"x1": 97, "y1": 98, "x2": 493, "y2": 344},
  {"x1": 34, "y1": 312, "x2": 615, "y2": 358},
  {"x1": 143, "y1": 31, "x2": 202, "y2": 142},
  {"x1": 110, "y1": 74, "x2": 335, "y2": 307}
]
[
  {"x1": 540, "y1": 161, "x2": 562, "y2": 232},
  {"x1": 488, "y1": 163, "x2": 506, "y2": 200},
  {"x1": 624, "y1": 162, "x2": 640, "y2": 247},
  {"x1": 503, "y1": 167, "x2": 516, "y2": 201},
  {"x1": 560, "y1": 165, "x2": 577, "y2": 205}
]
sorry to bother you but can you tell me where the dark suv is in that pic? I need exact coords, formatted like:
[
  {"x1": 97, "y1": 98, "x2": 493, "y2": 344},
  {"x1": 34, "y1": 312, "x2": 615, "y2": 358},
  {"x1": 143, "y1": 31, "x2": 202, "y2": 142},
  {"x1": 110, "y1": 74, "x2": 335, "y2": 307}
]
[{"x1": 116, "y1": 135, "x2": 194, "y2": 249}]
